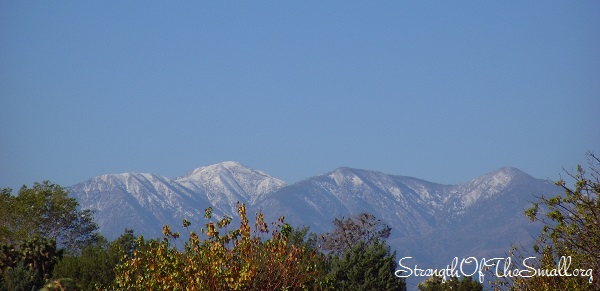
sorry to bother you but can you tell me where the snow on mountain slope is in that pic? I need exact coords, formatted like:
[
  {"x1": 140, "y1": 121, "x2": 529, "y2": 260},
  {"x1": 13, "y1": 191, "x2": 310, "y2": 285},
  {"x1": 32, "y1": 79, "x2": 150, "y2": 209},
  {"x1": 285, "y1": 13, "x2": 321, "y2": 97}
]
[
  {"x1": 259, "y1": 167, "x2": 449, "y2": 236},
  {"x1": 260, "y1": 166, "x2": 554, "y2": 278},
  {"x1": 393, "y1": 167, "x2": 558, "y2": 268},
  {"x1": 70, "y1": 162, "x2": 287, "y2": 239},
  {"x1": 442, "y1": 167, "x2": 534, "y2": 215},
  {"x1": 175, "y1": 161, "x2": 287, "y2": 215},
  {"x1": 71, "y1": 172, "x2": 210, "y2": 238}
]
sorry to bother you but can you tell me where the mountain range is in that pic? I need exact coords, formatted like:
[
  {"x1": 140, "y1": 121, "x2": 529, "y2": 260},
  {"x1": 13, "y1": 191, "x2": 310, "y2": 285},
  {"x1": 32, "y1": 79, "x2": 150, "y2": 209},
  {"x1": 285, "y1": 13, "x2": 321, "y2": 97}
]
[{"x1": 69, "y1": 161, "x2": 559, "y2": 275}]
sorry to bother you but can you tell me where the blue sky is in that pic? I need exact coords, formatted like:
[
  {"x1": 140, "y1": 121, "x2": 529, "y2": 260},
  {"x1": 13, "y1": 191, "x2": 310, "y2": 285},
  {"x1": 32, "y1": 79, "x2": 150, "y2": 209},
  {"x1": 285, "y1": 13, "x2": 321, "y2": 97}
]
[{"x1": 1, "y1": 1, "x2": 598, "y2": 191}]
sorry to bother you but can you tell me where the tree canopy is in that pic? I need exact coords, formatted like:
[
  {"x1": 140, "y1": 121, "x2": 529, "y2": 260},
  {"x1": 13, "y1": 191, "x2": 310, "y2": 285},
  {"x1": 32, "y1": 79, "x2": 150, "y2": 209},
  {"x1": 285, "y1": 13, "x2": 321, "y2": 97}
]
[
  {"x1": 0, "y1": 181, "x2": 101, "y2": 290},
  {"x1": 0, "y1": 181, "x2": 99, "y2": 254},
  {"x1": 114, "y1": 203, "x2": 329, "y2": 290},
  {"x1": 327, "y1": 239, "x2": 406, "y2": 291},
  {"x1": 498, "y1": 152, "x2": 600, "y2": 290}
]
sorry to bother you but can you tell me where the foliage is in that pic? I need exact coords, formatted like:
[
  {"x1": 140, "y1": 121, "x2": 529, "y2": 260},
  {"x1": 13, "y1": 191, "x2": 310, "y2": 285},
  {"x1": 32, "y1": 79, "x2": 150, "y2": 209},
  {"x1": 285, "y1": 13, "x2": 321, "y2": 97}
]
[
  {"x1": 284, "y1": 225, "x2": 320, "y2": 251},
  {"x1": 321, "y1": 212, "x2": 392, "y2": 256},
  {"x1": 0, "y1": 189, "x2": 13, "y2": 243},
  {"x1": 110, "y1": 228, "x2": 137, "y2": 260},
  {"x1": 0, "y1": 236, "x2": 63, "y2": 290},
  {"x1": 51, "y1": 229, "x2": 138, "y2": 290},
  {"x1": 327, "y1": 239, "x2": 406, "y2": 291},
  {"x1": 418, "y1": 276, "x2": 483, "y2": 291},
  {"x1": 1, "y1": 262, "x2": 43, "y2": 291},
  {"x1": 51, "y1": 243, "x2": 113, "y2": 290},
  {"x1": 114, "y1": 203, "x2": 328, "y2": 290},
  {"x1": 319, "y1": 213, "x2": 405, "y2": 290},
  {"x1": 497, "y1": 152, "x2": 600, "y2": 290},
  {"x1": 0, "y1": 181, "x2": 100, "y2": 255},
  {"x1": 41, "y1": 278, "x2": 79, "y2": 291}
]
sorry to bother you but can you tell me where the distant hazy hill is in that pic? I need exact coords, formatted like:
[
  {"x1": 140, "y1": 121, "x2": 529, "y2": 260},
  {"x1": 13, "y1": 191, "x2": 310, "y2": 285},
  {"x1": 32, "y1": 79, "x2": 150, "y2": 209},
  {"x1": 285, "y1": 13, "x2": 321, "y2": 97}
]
[{"x1": 69, "y1": 161, "x2": 558, "y2": 271}]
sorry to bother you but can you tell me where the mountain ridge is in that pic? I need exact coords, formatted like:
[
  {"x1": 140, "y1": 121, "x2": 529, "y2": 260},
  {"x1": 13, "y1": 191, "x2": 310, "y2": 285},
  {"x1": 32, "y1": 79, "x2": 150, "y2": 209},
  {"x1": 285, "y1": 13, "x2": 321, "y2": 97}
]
[{"x1": 69, "y1": 161, "x2": 558, "y2": 272}]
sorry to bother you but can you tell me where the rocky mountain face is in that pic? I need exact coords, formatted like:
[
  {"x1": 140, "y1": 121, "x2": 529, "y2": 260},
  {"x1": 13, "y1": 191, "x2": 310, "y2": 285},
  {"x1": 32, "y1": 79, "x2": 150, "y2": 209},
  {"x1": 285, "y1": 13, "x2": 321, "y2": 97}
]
[{"x1": 69, "y1": 162, "x2": 559, "y2": 270}]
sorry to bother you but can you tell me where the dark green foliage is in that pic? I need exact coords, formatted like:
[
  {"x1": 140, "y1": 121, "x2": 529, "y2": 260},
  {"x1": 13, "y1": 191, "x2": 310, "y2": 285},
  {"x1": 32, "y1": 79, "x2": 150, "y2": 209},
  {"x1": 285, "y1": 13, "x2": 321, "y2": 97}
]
[
  {"x1": 327, "y1": 240, "x2": 406, "y2": 291},
  {"x1": 52, "y1": 245, "x2": 113, "y2": 290},
  {"x1": 318, "y1": 213, "x2": 405, "y2": 290},
  {"x1": 109, "y1": 228, "x2": 137, "y2": 260},
  {"x1": 0, "y1": 189, "x2": 13, "y2": 243},
  {"x1": 284, "y1": 225, "x2": 322, "y2": 253},
  {"x1": 2, "y1": 262, "x2": 43, "y2": 291},
  {"x1": 51, "y1": 229, "x2": 138, "y2": 289},
  {"x1": 418, "y1": 276, "x2": 483, "y2": 291},
  {"x1": 0, "y1": 237, "x2": 63, "y2": 290}
]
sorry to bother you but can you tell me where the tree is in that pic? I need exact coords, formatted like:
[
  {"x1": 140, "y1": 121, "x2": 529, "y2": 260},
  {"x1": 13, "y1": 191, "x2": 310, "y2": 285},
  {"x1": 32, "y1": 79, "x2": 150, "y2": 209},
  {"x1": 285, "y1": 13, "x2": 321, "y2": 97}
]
[
  {"x1": 327, "y1": 239, "x2": 406, "y2": 291},
  {"x1": 51, "y1": 229, "x2": 139, "y2": 290},
  {"x1": 320, "y1": 213, "x2": 405, "y2": 290},
  {"x1": 2, "y1": 262, "x2": 43, "y2": 291},
  {"x1": 502, "y1": 152, "x2": 600, "y2": 290},
  {"x1": 110, "y1": 228, "x2": 137, "y2": 260},
  {"x1": 114, "y1": 203, "x2": 328, "y2": 290},
  {"x1": 0, "y1": 236, "x2": 63, "y2": 290},
  {"x1": 418, "y1": 276, "x2": 483, "y2": 291},
  {"x1": 0, "y1": 189, "x2": 13, "y2": 242},
  {"x1": 0, "y1": 181, "x2": 100, "y2": 254},
  {"x1": 321, "y1": 213, "x2": 392, "y2": 255}
]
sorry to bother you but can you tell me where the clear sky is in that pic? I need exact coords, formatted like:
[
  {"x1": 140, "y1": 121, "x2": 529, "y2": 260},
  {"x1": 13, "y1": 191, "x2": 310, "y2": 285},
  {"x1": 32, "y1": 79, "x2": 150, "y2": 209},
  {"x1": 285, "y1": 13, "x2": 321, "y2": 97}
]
[{"x1": 1, "y1": 1, "x2": 599, "y2": 191}]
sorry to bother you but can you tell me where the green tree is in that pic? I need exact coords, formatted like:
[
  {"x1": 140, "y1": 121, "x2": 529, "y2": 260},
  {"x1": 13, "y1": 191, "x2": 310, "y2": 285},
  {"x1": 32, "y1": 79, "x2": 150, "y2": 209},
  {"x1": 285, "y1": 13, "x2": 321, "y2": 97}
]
[
  {"x1": 320, "y1": 213, "x2": 405, "y2": 290},
  {"x1": 51, "y1": 242, "x2": 113, "y2": 290},
  {"x1": 0, "y1": 181, "x2": 100, "y2": 254},
  {"x1": 2, "y1": 262, "x2": 43, "y2": 291},
  {"x1": 51, "y1": 229, "x2": 139, "y2": 290},
  {"x1": 0, "y1": 236, "x2": 63, "y2": 290},
  {"x1": 110, "y1": 228, "x2": 137, "y2": 260},
  {"x1": 327, "y1": 239, "x2": 406, "y2": 291},
  {"x1": 500, "y1": 152, "x2": 600, "y2": 290},
  {"x1": 0, "y1": 189, "x2": 13, "y2": 242}
]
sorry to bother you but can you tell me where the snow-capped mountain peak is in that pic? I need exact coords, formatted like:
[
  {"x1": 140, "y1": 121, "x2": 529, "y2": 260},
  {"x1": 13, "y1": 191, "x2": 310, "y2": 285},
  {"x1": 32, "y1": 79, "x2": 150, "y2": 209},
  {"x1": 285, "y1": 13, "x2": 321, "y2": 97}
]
[
  {"x1": 174, "y1": 162, "x2": 286, "y2": 215},
  {"x1": 445, "y1": 166, "x2": 533, "y2": 210},
  {"x1": 69, "y1": 162, "x2": 289, "y2": 238},
  {"x1": 176, "y1": 162, "x2": 286, "y2": 196}
]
